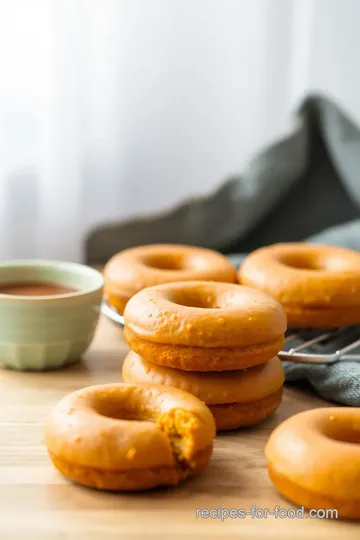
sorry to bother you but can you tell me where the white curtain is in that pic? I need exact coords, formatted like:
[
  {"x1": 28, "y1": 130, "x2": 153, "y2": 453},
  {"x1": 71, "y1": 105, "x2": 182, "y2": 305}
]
[{"x1": 0, "y1": 0, "x2": 358, "y2": 261}]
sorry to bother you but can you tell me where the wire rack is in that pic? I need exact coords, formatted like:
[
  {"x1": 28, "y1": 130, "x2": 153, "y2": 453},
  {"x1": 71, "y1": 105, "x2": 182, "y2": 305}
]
[
  {"x1": 101, "y1": 300, "x2": 360, "y2": 364},
  {"x1": 280, "y1": 327, "x2": 360, "y2": 364}
]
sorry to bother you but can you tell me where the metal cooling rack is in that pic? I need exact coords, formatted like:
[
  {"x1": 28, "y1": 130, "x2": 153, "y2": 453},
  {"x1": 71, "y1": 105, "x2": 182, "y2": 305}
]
[
  {"x1": 101, "y1": 300, "x2": 360, "y2": 364},
  {"x1": 280, "y1": 327, "x2": 360, "y2": 364}
]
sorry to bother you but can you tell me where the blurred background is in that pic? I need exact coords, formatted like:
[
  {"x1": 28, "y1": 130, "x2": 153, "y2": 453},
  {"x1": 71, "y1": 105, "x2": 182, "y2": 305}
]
[{"x1": 0, "y1": 0, "x2": 359, "y2": 262}]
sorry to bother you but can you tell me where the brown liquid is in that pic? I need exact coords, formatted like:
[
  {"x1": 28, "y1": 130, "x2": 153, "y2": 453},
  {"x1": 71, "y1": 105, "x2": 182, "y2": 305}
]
[{"x1": 0, "y1": 282, "x2": 78, "y2": 296}]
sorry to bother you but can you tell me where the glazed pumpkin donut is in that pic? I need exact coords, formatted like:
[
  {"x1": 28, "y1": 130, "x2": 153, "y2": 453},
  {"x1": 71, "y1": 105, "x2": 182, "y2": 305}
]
[
  {"x1": 124, "y1": 281, "x2": 287, "y2": 371},
  {"x1": 104, "y1": 244, "x2": 237, "y2": 313},
  {"x1": 265, "y1": 407, "x2": 360, "y2": 519},
  {"x1": 239, "y1": 243, "x2": 360, "y2": 327},
  {"x1": 45, "y1": 383, "x2": 215, "y2": 491},
  {"x1": 122, "y1": 351, "x2": 284, "y2": 430}
]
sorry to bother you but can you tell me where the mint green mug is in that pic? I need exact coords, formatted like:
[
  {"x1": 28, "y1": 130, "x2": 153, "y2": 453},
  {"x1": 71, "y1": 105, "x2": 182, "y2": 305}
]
[{"x1": 0, "y1": 260, "x2": 103, "y2": 370}]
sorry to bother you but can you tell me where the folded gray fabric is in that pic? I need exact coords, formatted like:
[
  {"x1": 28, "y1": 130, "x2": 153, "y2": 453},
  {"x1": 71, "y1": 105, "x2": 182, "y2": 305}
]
[
  {"x1": 87, "y1": 94, "x2": 360, "y2": 406},
  {"x1": 86, "y1": 94, "x2": 360, "y2": 260},
  {"x1": 283, "y1": 361, "x2": 360, "y2": 406}
]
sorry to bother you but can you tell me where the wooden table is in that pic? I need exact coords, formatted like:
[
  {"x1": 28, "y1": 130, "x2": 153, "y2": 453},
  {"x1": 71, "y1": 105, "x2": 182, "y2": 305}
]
[{"x1": 0, "y1": 316, "x2": 358, "y2": 539}]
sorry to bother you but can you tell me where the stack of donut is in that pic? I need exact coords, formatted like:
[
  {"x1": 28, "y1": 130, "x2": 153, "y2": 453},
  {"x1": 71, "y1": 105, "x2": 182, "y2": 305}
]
[{"x1": 122, "y1": 276, "x2": 287, "y2": 431}]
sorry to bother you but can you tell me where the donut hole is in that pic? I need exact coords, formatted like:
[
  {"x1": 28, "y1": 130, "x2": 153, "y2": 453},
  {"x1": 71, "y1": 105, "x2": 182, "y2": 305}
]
[
  {"x1": 141, "y1": 253, "x2": 212, "y2": 272},
  {"x1": 167, "y1": 286, "x2": 248, "y2": 310},
  {"x1": 324, "y1": 419, "x2": 360, "y2": 445},
  {"x1": 92, "y1": 394, "x2": 156, "y2": 422},
  {"x1": 278, "y1": 253, "x2": 324, "y2": 271},
  {"x1": 169, "y1": 288, "x2": 221, "y2": 309},
  {"x1": 141, "y1": 252, "x2": 202, "y2": 271},
  {"x1": 142, "y1": 253, "x2": 185, "y2": 271}
]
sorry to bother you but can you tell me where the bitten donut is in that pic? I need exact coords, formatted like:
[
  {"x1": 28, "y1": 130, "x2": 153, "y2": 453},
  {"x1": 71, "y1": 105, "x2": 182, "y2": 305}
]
[
  {"x1": 124, "y1": 281, "x2": 287, "y2": 371},
  {"x1": 45, "y1": 383, "x2": 215, "y2": 491},
  {"x1": 265, "y1": 408, "x2": 360, "y2": 519},
  {"x1": 104, "y1": 244, "x2": 237, "y2": 313},
  {"x1": 239, "y1": 243, "x2": 360, "y2": 327},
  {"x1": 123, "y1": 351, "x2": 284, "y2": 430}
]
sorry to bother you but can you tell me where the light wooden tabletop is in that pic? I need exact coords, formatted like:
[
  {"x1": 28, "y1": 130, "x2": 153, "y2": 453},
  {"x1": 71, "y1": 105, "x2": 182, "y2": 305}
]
[{"x1": 0, "y1": 316, "x2": 358, "y2": 539}]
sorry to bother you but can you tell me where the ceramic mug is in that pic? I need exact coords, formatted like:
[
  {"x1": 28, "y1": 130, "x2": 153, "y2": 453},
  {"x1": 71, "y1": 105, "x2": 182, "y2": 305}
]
[{"x1": 0, "y1": 260, "x2": 104, "y2": 370}]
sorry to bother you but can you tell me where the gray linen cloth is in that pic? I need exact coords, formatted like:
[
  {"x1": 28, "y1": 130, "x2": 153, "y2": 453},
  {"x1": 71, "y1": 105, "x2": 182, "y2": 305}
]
[{"x1": 87, "y1": 94, "x2": 360, "y2": 405}]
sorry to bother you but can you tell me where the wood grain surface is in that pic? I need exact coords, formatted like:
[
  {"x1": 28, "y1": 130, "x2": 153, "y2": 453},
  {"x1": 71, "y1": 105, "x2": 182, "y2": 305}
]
[{"x1": 0, "y1": 316, "x2": 358, "y2": 539}]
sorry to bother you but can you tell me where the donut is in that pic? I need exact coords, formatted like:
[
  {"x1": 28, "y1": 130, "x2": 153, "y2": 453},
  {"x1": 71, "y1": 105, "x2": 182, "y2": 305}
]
[
  {"x1": 124, "y1": 281, "x2": 287, "y2": 371},
  {"x1": 265, "y1": 407, "x2": 360, "y2": 519},
  {"x1": 44, "y1": 383, "x2": 216, "y2": 491},
  {"x1": 122, "y1": 351, "x2": 284, "y2": 430},
  {"x1": 104, "y1": 244, "x2": 237, "y2": 313},
  {"x1": 239, "y1": 243, "x2": 360, "y2": 328}
]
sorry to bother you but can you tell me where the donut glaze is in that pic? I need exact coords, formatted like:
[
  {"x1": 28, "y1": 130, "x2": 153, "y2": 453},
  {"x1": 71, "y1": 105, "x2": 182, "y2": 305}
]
[
  {"x1": 123, "y1": 281, "x2": 287, "y2": 370},
  {"x1": 122, "y1": 352, "x2": 284, "y2": 430},
  {"x1": 265, "y1": 407, "x2": 360, "y2": 519},
  {"x1": 104, "y1": 244, "x2": 236, "y2": 313},
  {"x1": 45, "y1": 383, "x2": 215, "y2": 491},
  {"x1": 239, "y1": 243, "x2": 360, "y2": 327}
]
